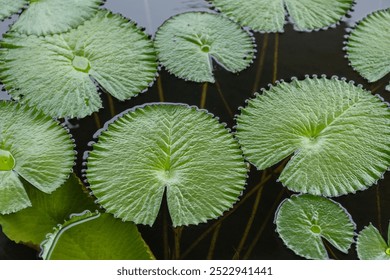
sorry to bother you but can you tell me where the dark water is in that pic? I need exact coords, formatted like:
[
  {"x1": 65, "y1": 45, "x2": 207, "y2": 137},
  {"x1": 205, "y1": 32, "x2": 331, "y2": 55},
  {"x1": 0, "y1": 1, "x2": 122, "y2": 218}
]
[{"x1": 1, "y1": 0, "x2": 390, "y2": 260}]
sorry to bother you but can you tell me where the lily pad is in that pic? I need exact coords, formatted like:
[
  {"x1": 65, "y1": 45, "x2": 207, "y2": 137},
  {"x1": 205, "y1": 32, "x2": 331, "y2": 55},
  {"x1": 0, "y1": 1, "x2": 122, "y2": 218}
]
[
  {"x1": 0, "y1": 101, "x2": 74, "y2": 214},
  {"x1": 86, "y1": 103, "x2": 247, "y2": 227},
  {"x1": 210, "y1": 0, "x2": 354, "y2": 32},
  {"x1": 154, "y1": 12, "x2": 255, "y2": 83},
  {"x1": 41, "y1": 211, "x2": 155, "y2": 260},
  {"x1": 357, "y1": 222, "x2": 390, "y2": 260},
  {"x1": 10, "y1": 0, "x2": 103, "y2": 36},
  {"x1": 0, "y1": 0, "x2": 26, "y2": 21},
  {"x1": 275, "y1": 194, "x2": 355, "y2": 259},
  {"x1": 346, "y1": 9, "x2": 390, "y2": 92},
  {"x1": 236, "y1": 76, "x2": 390, "y2": 197},
  {"x1": 0, "y1": 10, "x2": 157, "y2": 118},
  {"x1": 0, "y1": 174, "x2": 97, "y2": 247}
]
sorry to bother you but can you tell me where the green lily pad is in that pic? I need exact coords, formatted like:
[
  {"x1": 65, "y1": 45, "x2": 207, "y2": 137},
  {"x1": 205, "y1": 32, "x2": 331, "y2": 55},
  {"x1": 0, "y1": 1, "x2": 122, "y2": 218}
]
[
  {"x1": 0, "y1": 101, "x2": 74, "y2": 214},
  {"x1": 10, "y1": 0, "x2": 103, "y2": 36},
  {"x1": 87, "y1": 103, "x2": 247, "y2": 227},
  {"x1": 236, "y1": 76, "x2": 390, "y2": 197},
  {"x1": 0, "y1": 0, "x2": 27, "y2": 21},
  {"x1": 275, "y1": 194, "x2": 355, "y2": 259},
  {"x1": 154, "y1": 12, "x2": 255, "y2": 83},
  {"x1": 210, "y1": 0, "x2": 354, "y2": 32},
  {"x1": 0, "y1": 10, "x2": 157, "y2": 118},
  {"x1": 41, "y1": 211, "x2": 155, "y2": 260},
  {"x1": 357, "y1": 222, "x2": 390, "y2": 260},
  {"x1": 0, "y1": 174, "x2": 97, "y2": 247},
  {"x1": 346, "y1": 9, "x2": 390, "y2": 92}
]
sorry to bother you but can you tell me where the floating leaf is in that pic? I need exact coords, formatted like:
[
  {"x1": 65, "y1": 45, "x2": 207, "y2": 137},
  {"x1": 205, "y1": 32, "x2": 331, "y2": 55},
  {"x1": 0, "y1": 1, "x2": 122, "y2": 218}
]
[
  {"x1": 357, "y1": 222, "x2": 390, "y2": 260},
  {"x1": 210, "y1": 0, "x2": 354, "y2": 32},
  {"x1": 87, "y1": 104, "x2": 247, "y2": 227},
  {"x1": 154, "y1": 12, "x2": 255, "y2": 83},
  {"x1": 0, "y1": 0, "x2": 26, "y2": 21},
  {"x1": 236, "y1": 76, "x2": 390, "y2": 197},
  {"x1": 10, "y1": 0, "x2": 103, "y2": 36},
  {"x1": 346, "y1": 9, "x2": 390, "y2": 91},
  {"x1": 0, "y1": 174, "x2": 97, "y2": 247},
  {"x1": 41, "y1": 211, "x2": 155, "y2": 260},
  {"x1": 275, "y1": 194, "x2": 355, "y2": 259},
  {"x1": 0, "y1": 101, "x2": 74, "y2": 214},
  {"x1": 0, "y1": 10, "x2": 157, "y2": 118}
]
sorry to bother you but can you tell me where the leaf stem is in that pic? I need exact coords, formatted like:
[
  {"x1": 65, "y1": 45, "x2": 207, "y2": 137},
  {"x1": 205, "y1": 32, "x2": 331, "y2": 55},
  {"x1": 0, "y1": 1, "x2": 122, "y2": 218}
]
[
  {"x1": 251, "y1": 34, "x2": 269, "y2": 93},
  {"x1": 324, "y1": 241, "x2": 339, "y2": 260},
  {"x1": 173, "y1": 227, "x2": 183, "y2": 259},
  {"x1": 376, "y1": 186, "x2": 383, "y2": 234},
  {"x1": 106, "y1": 92, "x2": 116, "y2": 118},
  {"x1": 207, "y1": 223, "x2": 222, "y2": 260},
  {"x1": 93, "y1": 112, "x2": 101, "y2": 129},
  {"x1": 272, "y1": 33, "x2": 279, "y2": 83},
  {"x1": 163, "y1": 205, "x2": 170, "y2": 259},
  {"x1": 200, "y1": 82, "x2": 208, "y2": 109},
  {"x1": 215, "y1": 80, "x2": 234, "y2": 118},
  {"x1": 157, "y1": 75, "x2": 165, "y2": 102}
]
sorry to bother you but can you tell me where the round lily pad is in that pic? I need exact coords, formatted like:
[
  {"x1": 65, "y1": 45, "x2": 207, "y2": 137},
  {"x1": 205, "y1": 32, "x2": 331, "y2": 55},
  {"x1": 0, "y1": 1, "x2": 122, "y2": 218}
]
[
  {"x1": 210, "y1": 0, "x2": 354, "y2": 32},
  {"x1": 154, "y1": 12, "x2": 255, "y2": 83},
  {"x1": 346, "y1": 9, "x2": 390, "y2": 92},
  {"x1": 10, "y1": 0, "x2": 103, "y2": 36},
  {"x1": 0, "y1": 0, "x2": 27, "y2": 21},
  {"x1": 0, "y1": 101, "x2": 75, "y2": 214},
  {"x1": 357, "y1": 222, "x2": 390, "y2": 260},
  {"x1": 41, "y1": 211, "x2": 155, "y2": 260},
  {"x1": 0, "y1": 10, "x2": 157, "y2": 118},
  {"x1": 275, "y1": 194, "x2": 356, "y2": 259},
  {"x1": 86, "y1": 103, "x2": 247, "y2": 227},
  {"x1": 236, "y1": 76, "x2": 390, "y2": 197}
]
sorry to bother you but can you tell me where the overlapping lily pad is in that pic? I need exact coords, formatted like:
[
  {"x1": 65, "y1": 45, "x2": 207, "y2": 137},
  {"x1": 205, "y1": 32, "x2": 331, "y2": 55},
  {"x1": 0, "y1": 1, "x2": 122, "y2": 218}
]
[
  {"x1": 0, "y1": 101, "x2": 74, "y2": 214},
  {"x1": 0, "y1": 0, "x2": 26, "y2": 21},
  {"x1": 0, "y1": 174, "x2": 97, "y2": 246},
  {"x1": 236, "y1": 76, "x2": 390, "y2": 197},
  {"x1": 87, "y1": 103, "x2": 247, "y2": 227},
  {"x1": 41, "y1": 211, "x2": 155, "y2": 260},
  {"x1": 0, "y1": 10, "x2": 157, "y2": 118},
  {"x1": 357, "y1": 222, "x2": 390, "y2": 260},
  {"x1": 210, "y1": 0, "x2": 354, "y2": 32},
  {"x1": 346, "y1": 9, "x2": 390, "y2": 92},
  {"x1": 275, "y1": 194, "x2": 355, "y2": 259},
  {"x1": 155, "y1": 12, "x2": 255, "y2": 83}
]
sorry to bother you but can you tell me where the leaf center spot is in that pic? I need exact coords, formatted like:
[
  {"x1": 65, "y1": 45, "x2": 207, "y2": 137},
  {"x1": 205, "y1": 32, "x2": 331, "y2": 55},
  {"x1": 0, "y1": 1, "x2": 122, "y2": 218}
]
[
  {"x1": 201, "y1": 45, "x2": 211, "y2": 53},
  {"x1": 0, "y1": 149, "x2": 15, "y2": 171},
  {"x1": 72, "y1": 56, "x2": 91, "y2": 73},
  {"x1": 310, "y1": 224, "x2": 321, "y2": 234},
  {"x1": 386, "y1": 247, "x2": 390, "y2": 256}
]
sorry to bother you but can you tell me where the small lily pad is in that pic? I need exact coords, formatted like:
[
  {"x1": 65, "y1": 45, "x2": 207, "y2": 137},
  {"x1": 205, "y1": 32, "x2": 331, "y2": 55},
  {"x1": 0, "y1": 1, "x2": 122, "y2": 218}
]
[
  {"x1": 275, "y1": 194, "x2": 355, "y2": 259},
  {"x1": 41, "y1": 211, "x2": 155, "y2": 260},
  {"x1": 86, "y1": 103, "x2": 247, "y2": 227},
  {"x1": 0, "y1": 174, "x2": 97, "y2": 247},
  {"x1": 210, "y1": 0, "x2": 354, "y2": 32},
  {"x1": 0, "y1": 10, "x2": 157, "y2": 118},
  {"x1": 0, "y1": 0, "x2": 27, "y2": 21},
  {"x1": 154, "y1": 12, "x2": 255, "y2": 83},
  {"x1": 236, "y1": 76, "x2": 390, "y2": 197},
  {"x1": 346, "y1": 9, "x2": 390, "y2": 92},
  {"x1": 10, "y1": 0, "x2": 103, "y2": 36},
  {"x1": 357, "y1": 222, "x2": 390, "y2": 260},
  {"x1": 0, "y1": 101, "x2": 74, "y2": 214}
]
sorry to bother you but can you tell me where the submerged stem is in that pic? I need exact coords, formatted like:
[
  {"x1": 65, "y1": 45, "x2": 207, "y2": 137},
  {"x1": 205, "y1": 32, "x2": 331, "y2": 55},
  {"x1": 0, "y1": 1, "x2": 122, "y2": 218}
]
[
  {"x1": 215, "y1": 80, "x2": 233, "y2": 118},
  {"x1": 272, "y1": 33, "x2": 279, "y2": 83},
  {"x1": 157, "y1": 75, "x2": 165, "y2": 102},
  {"x1": 207, "y1": 223, "x2": 222, "y2": 260},
  {"x1": 200, "y1": 82, "x2": 208, "y2": 109},
  {"x1": 173, "y1": 227, "x2": 183, "y2": 259},
  {"x1": 163, "y1": 206, "x2": 170, "y2": 260},
  {"x1": 376, "y1": 186, "x2": 383, "y2": 234},
  {"x1": 93, "y1": 112, "x2": 101, "y2": 129},
  {"x1": 106, "y1": 92, "x2": 116, "y2": 118},
  {"x1": 251, "y1": 34, "x2": 269, "y2": 93}
]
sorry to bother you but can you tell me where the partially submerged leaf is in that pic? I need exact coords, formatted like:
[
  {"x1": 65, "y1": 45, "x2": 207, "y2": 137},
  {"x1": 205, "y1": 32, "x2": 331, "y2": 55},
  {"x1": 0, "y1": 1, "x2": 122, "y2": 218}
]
[
  {"x1": 275, "y1": 194, "x2": 355, "y2": 259},
  {"x1": 155, "y1": 12, "x2": 255, "y2": 83},
  {"x1": 87, "y1": 103, "x2": 247, "y2": 227},
  {"x1": 41, "y1": 211, "x2": 155, "y2": 260},
  {"x1": 236, "y1": 76, "x2": 390, "y2": 197},
  {"x1": 210, "y1": 0, "x2": 354, "y2": 32},
  {"x1": 0, "y1": 10, "x2": 157, "y2": 118},
  {"x1": 0, "y1": 101, "x2": 74, "y2": 214},
  {"x1": 357, "y1": 222, "x2": 390, "y2": 260},
  {"x1": 0, "y1": 0, "x2": 26, "y2": 21},
  {"x1": 10, "y1": 0, "x2": 103, "y2": 36},
  {"x1": 346, "y1": 9, "x2": 390, "y2": 91},
  {"x1": 0, "y1": 174, "x2": 97, "y2": 246}
]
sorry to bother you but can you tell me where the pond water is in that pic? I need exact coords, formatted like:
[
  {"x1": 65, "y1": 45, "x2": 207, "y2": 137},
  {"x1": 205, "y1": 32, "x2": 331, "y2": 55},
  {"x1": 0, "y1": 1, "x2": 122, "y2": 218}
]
[{"x1": 1, "y1": 0, "x2": 390, "y2": 260}]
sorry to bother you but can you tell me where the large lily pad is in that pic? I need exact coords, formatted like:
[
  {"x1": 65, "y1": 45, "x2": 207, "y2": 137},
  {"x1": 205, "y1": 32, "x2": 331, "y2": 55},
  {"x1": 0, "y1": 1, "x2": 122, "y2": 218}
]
[
  {"x1": 0, "y1": 0, "x2": 26, "y2": 21},
  {"x1": 210, "y1": 0, "x2": 354, "y2": 32},
  {"x1": 357, "y1": 222, "x2": 390, "y2": 260},
  {"x1": 346, "y1": 9, "x2": 390, "y2": 92},
  {"x1": 236, "y1": 76, "x2": 390, "y2": 197},
  {"x1": 41, "y1": 211, "x2": 155, "y2": 260},
  {"x1": 86, "y1": 103, "x2": 247, "y2": 227},
  {"x1": 275, "y1": 194, "x2": 355, "y2": 259},
  {"x1": 0, "y1": 10, "x2": 157, "y2": 118},
  {"x1": 154, "y1": 12, "x2": 255, "y2": 83},
  {"x1": 0, "y1": 174, "x2": 97, "y2": 246},
  {"x1": 0, "y1": 101, "x2": 74, "y2": 214}
]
